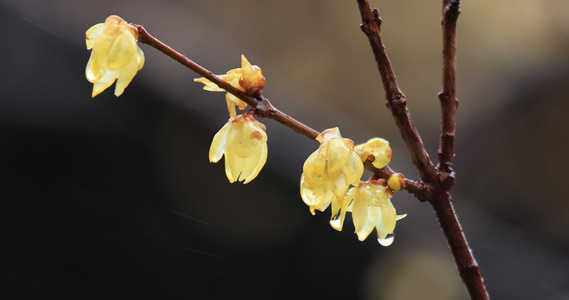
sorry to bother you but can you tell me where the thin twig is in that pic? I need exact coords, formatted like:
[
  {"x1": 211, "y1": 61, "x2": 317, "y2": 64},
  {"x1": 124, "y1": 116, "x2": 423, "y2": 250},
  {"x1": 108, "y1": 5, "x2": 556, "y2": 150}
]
[
  {"x1": 438, "y1": 0, "x2": 460, "y2": 186},
  {"x1": 134, "y1": 22, "x2": 432, "y2": 201},
  {"x1": 363, "y1": 160, "x2": 432, "y2": 201},
  {"x1": 135, "y1": 24, "x2": 320, "y2": 141},
  {"x1": 356, "y1": 0, "x2": 437, "y2": 184},
  {"x1": 355, "y1": 0, "x2": 489, "y2": 299}
]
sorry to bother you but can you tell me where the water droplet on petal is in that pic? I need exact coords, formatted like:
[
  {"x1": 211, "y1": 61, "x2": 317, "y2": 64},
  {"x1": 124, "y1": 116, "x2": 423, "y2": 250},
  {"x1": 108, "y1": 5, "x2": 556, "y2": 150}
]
[
  {"x1": 330, "y1": 218, "x2": 342, "y2": 229},
  {"x1": 330, "y1": 209, "x2": 343, "y2": 230},
  {"x1": 377, "y1": 233, "x2": 394, "y2": 246}
]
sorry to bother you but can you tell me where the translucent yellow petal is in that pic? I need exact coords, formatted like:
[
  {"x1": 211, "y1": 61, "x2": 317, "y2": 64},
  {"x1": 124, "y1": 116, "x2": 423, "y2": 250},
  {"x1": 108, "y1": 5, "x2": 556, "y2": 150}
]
[
  {"x1": 241, "y1": 55, "x2": 254, "y2": 73},
  {"x1": 376, "y1": 200, "x2": 397, "y2": 240},
  {"x1": 351, "y1": 152, "x2": 365, "y2": 184},
  {"x1": 114, "y1": 56, "x2": 138, "y2": 96},
  {"x1": 226, "y1": 148, "x2": 242, "y2": 182},
  {"x1": 332, "y1": 172, "x2": 348, "y2": 199},
  {"x1": 315, "y1": 127, "x2": 341, "y2": 143},
  {"x1": 351, "y1": 188, "x2": 366, "y2": 232},
  {"x1": 224, "y1": 121, "x2": 250, "y2": 182},
  {"x1": 357, "y1": 206, "x2": 380, "y2": 241},
  {"x1": 242, "y1": 128, "x2": 267, "y2": 184},
  {"x1": 225, "y1": 93, "x2": 247, "y2": 117},
  {"x1": 107, "y1": 31, "x2": 137, "y2": 70},
  {"x1": 355, "y1": 137, "x2": 392, "y2": 168},
  {"x1": 300, "y1": 176, "x2": 316, "y2": 207},
  {"x1": 326, "y1": 139, "x2": 351, "y2": 178},
  {"x1": 224, "y1": 152, "x2": 236, "y2": 183},
  {"x1": 209, "y1": 121, "x2": 230, "y2": 163},
  {"x1": 85, "y1": 55, "x2": 99, "y2": 83},
  {"x1": 92, "y1": 70, "x2": 117, "y2": 97},
  {"x1": 194, "y1": 78, "x2": 221, "y2": 91},
  {"x1": 312, "y1": 190, "x2": 334, "y2": 213},
  {"x1": 136, "y1": 47, "x2": 145, "y2": 70},
  {"x1": 86, "y1": 23, "x2": 104, "y2": 49}
]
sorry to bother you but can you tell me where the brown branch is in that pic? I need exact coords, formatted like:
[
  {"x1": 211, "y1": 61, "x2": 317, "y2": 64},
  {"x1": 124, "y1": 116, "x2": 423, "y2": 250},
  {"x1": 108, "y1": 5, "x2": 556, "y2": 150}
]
[
  {"x1": 356, "y1": 0, "x2": 437, "y2": 184},
  {"x1": 134, "y1": 22, "x2": 434, "y2": 201},
  {"x1": 134, "y1": 24, "x2": 320, "y2": 141},
  {"x1": 356, "y1": 1, "x2": 489, "y2": 299},
  {"x1": 438, "y1": 0, "x2": 460, "y2": 186},
  {"x1": 363, "y1": 160, "x2": 432, "y2": 201},
  {"x1": 430, "y1": 191, "x2": 488, "y2": 300}
]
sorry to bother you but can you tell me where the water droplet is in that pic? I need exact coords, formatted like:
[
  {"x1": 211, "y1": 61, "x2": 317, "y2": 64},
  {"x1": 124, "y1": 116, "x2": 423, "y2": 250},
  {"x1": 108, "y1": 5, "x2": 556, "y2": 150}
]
[
  {"x1": 377, "y1": 233, "x2": 394, "y2": 246},
  {"x1": 330, "y1": 210, "x2": 342, "y2": 230},
  {"x1": 330, "y1": 218, "x2": 342, "y2": 229}
]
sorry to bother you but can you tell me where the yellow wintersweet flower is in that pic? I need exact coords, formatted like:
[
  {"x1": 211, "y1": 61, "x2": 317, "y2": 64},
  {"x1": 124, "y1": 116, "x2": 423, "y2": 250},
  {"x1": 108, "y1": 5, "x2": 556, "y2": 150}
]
[
  {"x1": 354, "y1": 137, "x2": 392, "y2": 169},
  {"x1": 300, "y1": 128, "x2": 364, "y2": 229},
  {"x1": 194, "y1": 55, "x2": 265, "y2": 117},
  {"x1": 344, "y1": 180, "x2": 406, "y2": 246},
  {"x1": 85, "y1": 15, "x2": 145, "y2": 97},
  {"x1": 210, "y1": 114, "x2": 268, "y2": 184}
]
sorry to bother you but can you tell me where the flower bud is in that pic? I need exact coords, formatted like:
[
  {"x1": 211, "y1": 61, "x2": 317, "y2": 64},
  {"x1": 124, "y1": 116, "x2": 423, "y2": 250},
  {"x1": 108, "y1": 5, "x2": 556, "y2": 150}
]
[{"x1": 388, "y1": 173, "x2": 405, "y2": 191}]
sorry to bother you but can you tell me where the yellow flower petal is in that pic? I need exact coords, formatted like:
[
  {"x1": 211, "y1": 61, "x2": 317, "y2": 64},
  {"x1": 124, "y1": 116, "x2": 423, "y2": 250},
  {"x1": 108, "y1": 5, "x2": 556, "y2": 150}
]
[
  {"x1": 209, "y1": 122, "x2": 230, "y2": 163},
  {"x1": 86, "y1": 23, "x2": 104, "y2": 50},
  {"x1": 355, "y1": 137, "x2": 392, "y2": 169},
  {"x1": 91, "y1": 70, "x2": 118, "y2": 97}
]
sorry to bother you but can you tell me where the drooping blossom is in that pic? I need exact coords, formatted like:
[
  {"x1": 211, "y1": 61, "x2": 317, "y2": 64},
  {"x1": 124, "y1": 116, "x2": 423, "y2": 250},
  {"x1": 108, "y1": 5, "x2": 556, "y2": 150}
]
[{"x1": 85, "y1": 15, "x2": 144, "y2": 97}]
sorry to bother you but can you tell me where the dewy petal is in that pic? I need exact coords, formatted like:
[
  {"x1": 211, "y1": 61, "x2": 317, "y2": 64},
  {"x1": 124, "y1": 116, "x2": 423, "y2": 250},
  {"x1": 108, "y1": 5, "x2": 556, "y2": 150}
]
[
  {"x1": 85, "y1": 54, "x2": 99, "y2": 83},
  {"x1": 376, "y1": 199, "x2": 397, "y2": 240},
  {"x1": 330, "y1": 195, "x2": 347, "y2": 231}
]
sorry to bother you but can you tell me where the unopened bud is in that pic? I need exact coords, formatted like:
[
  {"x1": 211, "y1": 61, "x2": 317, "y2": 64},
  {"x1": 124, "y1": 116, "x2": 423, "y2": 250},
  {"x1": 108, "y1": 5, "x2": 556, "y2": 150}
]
[{"x1": 387, "y1": 173, "x2": 405, "y2": 191}]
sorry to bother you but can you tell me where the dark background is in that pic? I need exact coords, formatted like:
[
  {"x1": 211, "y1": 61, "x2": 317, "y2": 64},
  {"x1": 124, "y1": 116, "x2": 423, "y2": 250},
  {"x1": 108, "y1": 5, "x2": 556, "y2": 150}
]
[{"x1": 2, "y1": 0, "x2": 569, "y2": 299}]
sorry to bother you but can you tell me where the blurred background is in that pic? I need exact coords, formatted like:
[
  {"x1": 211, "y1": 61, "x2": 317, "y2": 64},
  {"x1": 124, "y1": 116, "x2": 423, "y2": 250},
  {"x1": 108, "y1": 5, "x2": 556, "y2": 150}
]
[{"x1": 1, "y1": 0, "x2": 568, "y2": 299}]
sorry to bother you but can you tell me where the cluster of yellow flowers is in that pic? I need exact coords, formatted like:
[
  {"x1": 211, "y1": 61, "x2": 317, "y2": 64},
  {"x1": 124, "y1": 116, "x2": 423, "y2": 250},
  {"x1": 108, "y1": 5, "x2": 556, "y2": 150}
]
[
  {"x1": 194, "y1": 56, "x2": 268, "y2": 183},
  {"x1": 85, "y1": 16, "x2": 405, "y2": 246},
  {"x1": 301, "y1": 129, "x2": 406, "y2": 245}
]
